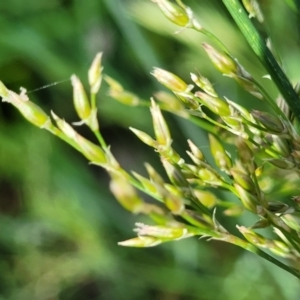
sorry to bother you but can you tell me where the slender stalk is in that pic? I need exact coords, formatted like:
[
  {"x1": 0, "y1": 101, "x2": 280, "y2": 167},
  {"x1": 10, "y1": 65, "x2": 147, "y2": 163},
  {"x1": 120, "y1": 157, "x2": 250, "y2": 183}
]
[
  {"x1": 94, "y1": 130, "x2": 108, "y2": 149},
  {"x1": 222, "y1": 0, "x2": 300, "y2": 121}
]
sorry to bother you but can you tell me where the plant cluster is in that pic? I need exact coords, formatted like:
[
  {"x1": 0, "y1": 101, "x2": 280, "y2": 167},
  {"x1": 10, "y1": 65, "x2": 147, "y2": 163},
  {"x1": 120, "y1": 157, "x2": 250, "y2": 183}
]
[{"x1": 1, "y1": 0, "x2": 300, "y2": 279}]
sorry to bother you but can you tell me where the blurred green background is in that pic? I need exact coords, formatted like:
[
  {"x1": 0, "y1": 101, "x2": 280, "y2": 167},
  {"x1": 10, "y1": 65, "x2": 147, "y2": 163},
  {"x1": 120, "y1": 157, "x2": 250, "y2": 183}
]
[{"x1": 1, "y1": 0, "x2": 300, "y2": 299}]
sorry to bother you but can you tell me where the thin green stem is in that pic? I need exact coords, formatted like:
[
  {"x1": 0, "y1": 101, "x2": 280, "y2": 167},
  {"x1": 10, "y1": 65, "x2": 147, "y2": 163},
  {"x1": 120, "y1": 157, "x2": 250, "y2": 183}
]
[
  {"x1": 93, "y1": 130, "x2": 108, "y2": 149},
  {"x1": 222, "y1": 0, "x2": 300, "y2": 121},
  {"x1": 91, "y1": 92, "x2": 97, "y2": 110}
]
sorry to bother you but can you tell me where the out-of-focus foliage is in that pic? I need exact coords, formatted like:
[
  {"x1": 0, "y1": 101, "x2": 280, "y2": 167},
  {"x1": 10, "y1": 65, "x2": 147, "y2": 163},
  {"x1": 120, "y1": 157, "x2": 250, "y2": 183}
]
[{"x1": 1, "y1": 0, "x2": 300, "y2": 299}]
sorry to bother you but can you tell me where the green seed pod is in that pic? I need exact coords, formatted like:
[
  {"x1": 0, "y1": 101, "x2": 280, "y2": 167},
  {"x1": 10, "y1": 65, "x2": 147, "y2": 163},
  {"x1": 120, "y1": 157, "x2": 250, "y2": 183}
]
[
  {"x1": 76, "y1": 135, "x2": 107, "y2": 164},
  {"x1": 118, "y1": 236, "x2": 161, "y2": 247},
  {"x1": 132, "y1": 172, "x2": 158, "y2": 195},
  {"x1": 236, "y1": 138, "x2": 255, "y2": 173},
  {"x1": 17, "y1": 100, "x2": 50, "y2": 128},
  {"x1": 195, "y1": 92, "x2": 231, "y2": 116},
  {"x1": 52, "y1": 112, "x2": 106, "y2": 164},
  {"x1": 145, "y1": 163, "x2": 165, "y2": 186},
  {"x1": 267, "y1": 201, "x2": 292, "y2": 214},
  {"x1": 231, "y1": 168, "x2": 255, "y2": 191},
  {"x1": 110, "y1": 175, "x2": 144, "y2": 213},
  {"x1": 134, "y1": 222, "x2": 189, "y2": 239},
  {"x1": 154, "y1": 91, "x2": 186, "y2": 115},
  {"x1": 190, "y1": 73, "x2": 217, "y2": 97},
  {"x1": 153, "y1": 0, "x2": 190, "y2": 27},
  {"x1": 157, "y1": 185, "x2": 185, "y2": 214},
  {"x1": 161, "y1": 158, "x2": 189, "y2": 188},
  {"x1": 268, "y1": 158, "x2": 295, "y2": 169},
  {"x1": 71, "y1": 75, "x2": 91, "y2": 120},
  {"x1": 151, "y1": 67, "x2": 189, "y2": 93},
  {"x1": 252, "y1": 110, "x2": 285, "y2": 134},
  {"x1": 271, "y1": 135, "x2": 290, "y2": 158},
  {"x1": 130, "y1": 127, "x2": 157, "y2": 148},
  {"x1": 150, "y1": 99, "x2": 171, "y2": 146},
  {"x1": 187, "y1": 139, "x2": 205, "y2": 161},
  {"x1": 209, "y1": 134, "x2": 232, "y2": 172},
  {"x1": 193, "y1": 190, "x2": 217, "y2": 208},
  {"x1": 88, "y1": 52, "x2": 103, "y2": 94},
  {"x1": 176, "y1": 94, "x2": 199, "y2": 110},
  {"x1": 234, "y1": 183, "x2": 258, "y2": 213},
  {"x1": 202, "y1": 43, "x2": 238, "y2": 76},
  {"x1": 250, "y1": 219, "x2": 270, "y2": 229},
  {"x1": 198, "y1": 168, "x2": 222, "y2": 185}
]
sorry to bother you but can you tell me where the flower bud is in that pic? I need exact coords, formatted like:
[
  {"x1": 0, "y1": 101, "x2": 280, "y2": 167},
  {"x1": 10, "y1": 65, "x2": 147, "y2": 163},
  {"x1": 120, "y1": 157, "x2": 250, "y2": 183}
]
[
  {"x1": 130, "y1": 127, "x2": 157, "y2": 148},
  {"x1": 236, "y1": 138, "x2": 256, "y2": 174},
  {"x1": 193, "y1": 190, "x2": 217, "y2": 208},
  {"x1": 190, "y1": 73, "x2": 217, "y2": 97},
  {"x1": 209, "y1": 134, "x2": 232, "y2": 172},
  {"x1": 271, "y1": 136, "x2": 290, "y2": 158},
  {"x1": 202, "y1": 43, "x2": 238, "y2": 76},
  {"x1": 118, "y1": 236, "x2": 161, "y2": 247},
  {"x1": 132, "y1": 172, "x2": 158, "y2": 195},
  {"x1": 145, "y1": 163, "x2": 165, "y2": 186},
  {"x1": 161, "y1": 158, "x2": 189, "y2": 188},
  {"x1": 268, "y1": 158, "x2": 295, "y2": 169},
  {"x1": 105, "y1": 75, "x2": 139, "y2": 106},
  {"x1": 195, "y1": 91, "x2": 231, "y2": 116},
  {"x1": 251, "y1": 110, "x2": 285, "y2": 133},
  {"x1": 154, "y1": 91, "x2": 186, "y2": 115},
  {"x1": 161, "y1": 189, "x2": 185, "y2": 214},
  {"x1": 110, "y1": 175, "x2": 144, "y2": 213},
  {"x1": 250, "y1": 219, "x2": 270, "y2": 229},
  {"x1": 234, "y1": 183, "x2": 258, "y2": 212},
  {"x1": 187, "y1": 139, "x2": 205, "y2": 161},
  {"x1": 52, "y1": 112, "x2": 106, "y2": 164},
  {"x1": 134, "y1": 222, "x2": 189, "y2": 239},
  {"x1": 231, "y1": 168, "x2": 255, "y2": 191},
  {"x1": 150, "y1": 99, "x2": 171, "y2": 146},
  {"x1": 71, "y1": 75, "x2": 91, "y2": 120},
  {"x1": 7, "y1": 90, "x2": 49, "y2": 128},
  {"x1": 88, "y1": 52, "x2": 103, "y2": 94},
  {"x1": 198, "y1": 168, "x2": 223, "y2": 186},
  {"x1": 17, "y1": 100, "x2": 50, "y2": 128},
  {"x1": 153, "y1": 0, "x2": 189, "y2": 27},
  {"x1": 267, "y1": 201, "x2": 292, "y2": 214},
  {"x1": 151, "y1": 67, "x2": 189, "y2": 93},
  {"x1": 76, "y1": 135, "x2": 107, "y2": 164}
]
